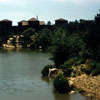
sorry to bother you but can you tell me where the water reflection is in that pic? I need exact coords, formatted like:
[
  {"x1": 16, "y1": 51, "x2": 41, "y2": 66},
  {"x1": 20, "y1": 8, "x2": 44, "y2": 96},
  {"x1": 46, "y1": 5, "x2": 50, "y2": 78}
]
[
  {"x1": 53, "y1": 92, "x2": 70, "y2": 100},
  {"x1": 41, "y1": 77, "x2": 51, "y2": 84}
]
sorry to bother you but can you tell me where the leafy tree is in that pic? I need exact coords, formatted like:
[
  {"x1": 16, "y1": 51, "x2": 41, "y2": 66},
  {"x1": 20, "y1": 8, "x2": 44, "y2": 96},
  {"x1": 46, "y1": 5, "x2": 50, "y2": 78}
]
[
  {"x1": 85, "y1": 13, "x2": 100, "y2": 60},
  {"x1": 53, "y1": 74, "x2": 70, "y2": 93},
  {"x1": 52, "y1": 28, "x2": 69, "y2": 67},
  {"x1": 19, "y1": 28, "x2": 35, "y2": 48},
  {"x1": 37, "y1": 28, "x2": 53, "y2": 49},
  {"x1": 23, "y1": 28, "x2": 35, "y2": 36},
  {"x1": 47, "y1": 21, "x2": 51, "y2": 25},
  {"x1": 68, "y1": 20, "x2": 79, "y2": 32},
  {"x1": 67, "y1": 33, "x2": 86, "y2": 58},
  {"x1": 52, "y1": 28, "x2": 86, "y2": 67}
]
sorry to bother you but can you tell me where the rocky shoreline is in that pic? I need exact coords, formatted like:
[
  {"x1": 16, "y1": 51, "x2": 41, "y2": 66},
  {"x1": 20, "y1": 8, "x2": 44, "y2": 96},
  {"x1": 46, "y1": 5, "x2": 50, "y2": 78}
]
[{"x1": 69, "y1": 75, "x2": 100, "y2": 100}]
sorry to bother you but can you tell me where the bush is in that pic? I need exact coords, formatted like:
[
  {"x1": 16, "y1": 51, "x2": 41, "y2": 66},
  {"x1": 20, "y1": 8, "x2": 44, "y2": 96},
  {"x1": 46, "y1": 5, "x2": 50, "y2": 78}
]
[
  {"x1": 84, "y1": 69, "x2": 91, "y2": 75},
  {"x1": 60, "y1": 57, "x2": 84, "y2": 77},
  {"x1": 89, "y1": 60, "x2": 97, "y2": 70},
  {"x1": 86, "y1": 60, "x2": 100, "y2": 76},
  {"x1": 96, "y1": 62, "x2": 100, "y2": 70},
  {"x1": 62, "y1": 57, "x2": 84, "y2": 68},
  {"x1": 91, "y1": 69, "x2": 100, "y2": 76},
  {"x1": 63, "y1": 68, "x2": 73, "y2": 77},
  {"x1": 41, "y1": 64, "x2": 55, "y2": 76},
  {"x1": 60, "y1": 59, "x2": 73, "y2": 77},
  {"x1": 53, "y1": 74, "x2": 70, "y2": 93}
]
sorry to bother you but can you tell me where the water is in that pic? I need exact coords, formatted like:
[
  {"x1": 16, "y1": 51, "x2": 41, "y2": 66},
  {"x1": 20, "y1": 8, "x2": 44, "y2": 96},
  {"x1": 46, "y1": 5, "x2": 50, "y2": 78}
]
[{"x1": 0, "y1": 48, "x2": 87, "y2": 100}]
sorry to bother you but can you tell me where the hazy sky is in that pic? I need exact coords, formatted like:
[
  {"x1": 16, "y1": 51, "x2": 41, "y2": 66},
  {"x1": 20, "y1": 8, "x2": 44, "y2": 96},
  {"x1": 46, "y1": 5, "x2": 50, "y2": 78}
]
[{"x1": 0, "y1": 0, "x2": 100, "y2": 25}]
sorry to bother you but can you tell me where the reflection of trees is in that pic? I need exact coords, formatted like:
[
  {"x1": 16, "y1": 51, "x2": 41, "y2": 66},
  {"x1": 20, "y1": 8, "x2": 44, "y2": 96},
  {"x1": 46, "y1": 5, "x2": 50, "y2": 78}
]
[
  {"x1": 52, "y1": 91, "x2": 70, "y2": 100},
  {"x1": 41, "y1": 76, "x2": 55, "y2": 83},
  {"x1": 2, "y1": 48, "x2": 22, "y2": 52},
  {"x1": 41, "y1": 76, "x2": 51, "y2": 84}
]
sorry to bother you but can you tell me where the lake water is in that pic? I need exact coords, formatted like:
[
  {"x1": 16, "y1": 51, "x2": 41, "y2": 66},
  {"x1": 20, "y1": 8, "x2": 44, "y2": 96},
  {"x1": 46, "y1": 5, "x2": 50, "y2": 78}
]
[{"x1": 0, "y1": 48, "x2": 87, "y2": 100}]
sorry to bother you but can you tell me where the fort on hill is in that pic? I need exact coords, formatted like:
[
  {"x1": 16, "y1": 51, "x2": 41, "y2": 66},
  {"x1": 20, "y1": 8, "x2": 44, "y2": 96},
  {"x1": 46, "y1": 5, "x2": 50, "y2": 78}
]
[{"x1": 0, "y1": 17, "x2": 68, "y2": 48}]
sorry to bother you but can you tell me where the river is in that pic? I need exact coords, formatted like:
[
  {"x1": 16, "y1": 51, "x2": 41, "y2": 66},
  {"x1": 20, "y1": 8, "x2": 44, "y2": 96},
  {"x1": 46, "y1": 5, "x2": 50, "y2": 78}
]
[{"x1": 0, "y1": 48, "x2": 87, "y2": 100}]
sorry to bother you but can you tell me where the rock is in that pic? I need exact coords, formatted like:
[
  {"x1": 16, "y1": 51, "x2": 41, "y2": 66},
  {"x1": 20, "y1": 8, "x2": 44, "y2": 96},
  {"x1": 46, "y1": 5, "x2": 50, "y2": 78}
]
[
  {"x1": 69, "y1": 91, "x2": 76, "y2": 94},
  {"x1": 69, "y1": 80, "x2": 74, "y2": 86}
]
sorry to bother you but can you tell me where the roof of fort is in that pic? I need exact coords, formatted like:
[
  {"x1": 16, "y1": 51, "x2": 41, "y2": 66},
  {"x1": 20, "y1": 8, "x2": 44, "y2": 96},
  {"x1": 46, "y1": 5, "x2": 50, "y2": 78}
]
[
  {"x1": 28, "y1": 18, "x2": 39, "y2": 21},
  {"x1": 19, "y1": 20, "x2": 27, "y2": 23},
  {"x1": 1, "y1": 19, "x2": 12, "y2": 22},
  {"x1": 55, "y1": 18, "x2": 67, "y2": 21}
]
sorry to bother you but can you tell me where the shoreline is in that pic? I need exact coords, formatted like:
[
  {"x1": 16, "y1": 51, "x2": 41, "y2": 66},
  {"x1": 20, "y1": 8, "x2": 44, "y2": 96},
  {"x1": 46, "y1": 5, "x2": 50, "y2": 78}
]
[{"x1": 69, "y1": 75, "x2": 100, "y2": 100}]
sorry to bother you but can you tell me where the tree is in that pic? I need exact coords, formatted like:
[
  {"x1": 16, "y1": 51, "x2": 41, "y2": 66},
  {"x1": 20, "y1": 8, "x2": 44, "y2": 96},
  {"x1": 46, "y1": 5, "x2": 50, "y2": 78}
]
[
  {"x1": 67, "y1": 33, "x2": 86, "y2": 58},
  {"x1": 37, "y1": 28, "x2": 52, "y2": 49},
  {"x1": 23, "y1": 28, "x2": 35, "y2": 36},
  {"x1": 19, "y1": 28, "x2": 35, "y2": 48},
  {"x1": 52, "y1": 28, "x2": 69, "y2": 67},
  {"x1": 47, "y1": 21, "x2": 51, "y2": 25},
  {"x1": 52, "y1": 28, "x2": 86, "y2": 68},
  {"x1": 85, "y1": 13, "x2": 100, "y2": 60},
  {"x1": 53, "y1": 74, "x2": 70, "y2": 93}
]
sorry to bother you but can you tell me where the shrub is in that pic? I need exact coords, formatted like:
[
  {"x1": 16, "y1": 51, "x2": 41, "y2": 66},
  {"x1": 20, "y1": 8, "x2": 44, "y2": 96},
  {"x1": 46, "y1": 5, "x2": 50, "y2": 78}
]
[
  {"x1": 41, "y1": 64, "x2": 55, "y2": 76},
  {"x1": 84, "y1": 69, "x2": 91, "y2": 75},
  {"x1": 89, "y1": 60, "x2": 97, "y2": 70},
  {"x1": 91, "y1": 69, "x2": 100, "y2": 76},
  {"x1": 63, "y1": 68, "x2": 73, "y2": 77},
  {"x1": 96, "y1": 62, "x2": 100, "y2": 70},
  {"x1": 53, "y1": 74, "x2": 70, "y2": 93},
  {"x1": 86, "y1": 60, "x2": 100, "y2": 76},
  {"x1": 60, "y1": 59, "x2": 74, "y2": 77},
  {"x1": 62, "y1": 57, "x2": 84, "y2": 68}
]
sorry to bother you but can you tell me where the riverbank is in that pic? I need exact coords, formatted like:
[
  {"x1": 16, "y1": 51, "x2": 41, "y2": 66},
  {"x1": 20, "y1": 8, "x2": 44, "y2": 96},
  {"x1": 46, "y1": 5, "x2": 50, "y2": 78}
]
[{"x1": 69, "y1": 74, "x2": 100, "y2": 100}]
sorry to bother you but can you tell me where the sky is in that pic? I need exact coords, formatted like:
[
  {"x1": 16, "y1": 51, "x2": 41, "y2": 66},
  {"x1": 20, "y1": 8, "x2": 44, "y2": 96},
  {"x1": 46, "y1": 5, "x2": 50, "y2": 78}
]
[{"x1": 0, "y1": 0, "x2": 100, "y2": 25}]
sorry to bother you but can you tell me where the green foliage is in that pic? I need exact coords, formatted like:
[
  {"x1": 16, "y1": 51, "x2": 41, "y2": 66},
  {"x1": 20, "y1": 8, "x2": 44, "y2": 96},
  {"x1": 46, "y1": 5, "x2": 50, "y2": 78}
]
[
  {"x1": 96, "y1": 62, "x2": 100, "y2": 70},
  {"x1": 64, "y1": 57, "x2": 84, "y2": 67},
  {"x1": 83, "y1": 60, "x2": 100, "y2": 76},
  {"x1": 89, "y1": 60, "x2": 97, "y2": 70},
  {"x1": 37, "y1": 28, "x2": 53, "y2": 49},
  {"x1": 52, "y1": 27, "x2": 86, "y2": 68},
  {"x1": 19, "y1": 28, "x2": 35, "y2": 48},
  {"x1": 0, "y1": 38, "x2": 2, "y2": 47},
  {"x1": 41, "y1": 64, "x2": 55, "y2": 76},
  {"x1": 67, "y1": 33, "x2": 86, "y2": 58},
  {"x1": 60, "y1": 59, "x2": 73, "y2": 77},
  {"x1": 63, "y1": 68, "x2": 73, "y2": 77},
  {"x1": 23, "y1": 28, "x2": 35, "y2": 36},
  {"x1": 47, "y1": 21, "x2": 51, "y2": 25},
  {"x1": 95, "y1": 13, "x2": 100, "y2": 25},
  {"x1": 60, "y1": 57, "x2": 85, "y2": 77},
  {"x1": 53, "y1": 74, "x2": 70, "y2": 93},
  {"x1": 84, "y1": 69, "x2": 91, "y2": 75},
  {"x1": 52, "y1": 28, "x2": 69, "y2": 67},
  {"x1": 91, "y1": 69, "x2": 100, "y2": 76}
]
